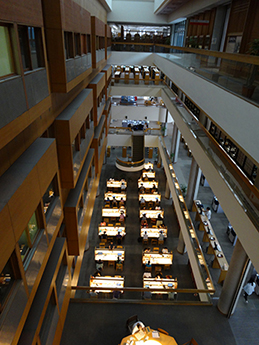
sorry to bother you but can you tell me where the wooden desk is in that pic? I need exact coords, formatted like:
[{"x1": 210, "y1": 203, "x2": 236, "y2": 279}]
[
  {"x1": 107, "y1": 179, "x2": 127, "y2": 189},
  {"x1": 102, "y1": 207, "x2": 126, "y2": 217},
  {"x1": 120, "y1": 327, "x2": 178, "y2": 345},
  {"x1": 139, "y1": 193, "x2": 161, "y2": 202},
  {"x1": 138, "y1": 180, "x2": 158, "y2": 189},
  {"x1": 142, "y1": 251, "x2": 173, "y2": 266},
  {"x1": 99, "y1": 226, "x2": 126, "y2": 237},
  {"x1": 140, "y1": 227, "x2": 167, "y2": 238},
  {"x1": 140, "y1": 209, "x2": 164, "y2": 219},
  {"x1": 143, "y1": 277, "x2": 178, "y2": 293},
  {"x1": 142, "y1": 171, "x2": 156, "y2": 179},
  {"x1": 104, "y1": 192, "x2": 127, "y2": 201},
  {"x1": 95, "y1": 247, "x2": 125, "y2": 262},
  {"x1": 144, "y1": 162, "x2": 154, "y2": 170},
  {"x1": 192, "y1": 200, "x2": 229, "y2": 283},
  {"x1": 90, "y1": 275, "x2": 124, "y2": 293}
]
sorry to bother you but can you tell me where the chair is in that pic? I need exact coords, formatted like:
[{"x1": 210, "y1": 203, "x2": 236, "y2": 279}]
[
  {"x1": 117, "y1": 245, "x2": 123, "y2": 249},
  {"x1": 108, "y1": 223, "x2": 114, "y2": 227},
  {"x1": 142, "y1": 238, "x2": 149, "y2": 245},
  {"x1": 153, "y1": 247, "x2": 159, "y2": 253},
  {"x1": 104, "y1": 218, "x2": 109, "y2": 223},
  {"x1": 115, "y1": 223, "x2": 121, "y2": 226},
  {"x1": 108, "y1": 261, "x2": 115, "y2": 267},
  {"x1": 116, "y1": 263, "x2": 123, "y2": 271},
  {"x1": 99, "y1": 243, "x2": 106, "y2": 248},
  {"x1": 164, "y1": 264, "x2": 171, "y2": 270},
  {"x1": 158, "y1": 239, "x2": 164, "y2": 245},
  {"x1": 126, "y1": 315, "x2": 139, "y2": 332},
  {"x1": 151, "y1": 238, "x2": 158, "y2": 245},
  {"x1": 182, "y1": 339, "x2": 199, "y2": 345},
  {"x1": 145, "y1": 266, "x2": 152, "y2": 272},
  {"x1": 151, "y1": 218, "x2": 156, "y2": 225},
  {"x1": 157, "y1": 328, "x2": 169, "y2": 335},
  {"x1": 155, "y1": 266, "x2": 162, "y2": 274}
]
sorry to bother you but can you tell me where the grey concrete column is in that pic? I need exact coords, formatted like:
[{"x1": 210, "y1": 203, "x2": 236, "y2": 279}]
[
  {"x1": 185, "y1": 158, "x2": 201, "y2": 210},
  {"x1": 199, "y1": 111, "x2": 207, "y2": 127},
  {"x1": 165, "y1": 181, "x2": 171, "y2": 199},
  {"x1": 218, "y1": 239, "x2": 250, "y2": 316},
  {"x1": 177, "y1": 229, "x2": 187, "y2": 254},
  {"x1": 170, "y1": 123, "x2": 180, "y2": 163}
]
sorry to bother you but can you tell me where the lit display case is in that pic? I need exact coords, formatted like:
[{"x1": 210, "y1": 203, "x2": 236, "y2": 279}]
[
  {"x1": 140, "y1": 226, "x2": 167, "y2": 238},
  {"x1": 99, "y1": 226, "x2": 126, "y2": 237},
  {"x1": 102, "y1": 207, "x2": 126, "y2": 217},
  {"x1": 139, "y1": 193, "x2": 161, "y2": 202},
  {"x1": 90, "y1": 275, "x2": 124, "y2": 293},
  {"x1": 95, "y1": 247, "x2": 125, "y2": 262},
  {"x1": 138, "y1": 180, "x2": 158, "y2": 189},
  {"x1": 143, "y1": 277, "x2": 177, "y2": 293},
  {"x1": 139, "y1": 209, "x2": 164, "y2": 219},
  {"x1": 142, "y1": 251, "x2": 173, "y2": 265},
  {"x1": 104, "y1": 192, "x2": 127, "y2": 201}
]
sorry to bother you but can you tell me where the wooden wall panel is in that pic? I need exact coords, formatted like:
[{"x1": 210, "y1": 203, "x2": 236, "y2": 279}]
[
  {"x1": 74, "y1": 0, "x2": 107, "y2": 23},
  {"x1": 42, "y1": 0, "x2": 63, "y2": 29},
  {"x1": 227, "y1": 0, "x2": 249, "y2": 34},
  {"x1": 9, "y1": 168, "x2": 42, "y2": 241},
  {"x1": 0, "y1": 204, "x2": 16, "y2": 272},
  {"x1": 37, "y1": 141, "x2": 59, "y2": 196},
  {"x1": 0, "y1": 0, "x2": 43, "y2": 26},
  {"x1": 55, "y1": 121, "x2": 71, "y2": 146},
  {"x1": 56, "y1": 145, "x2": 74, "y2": 186},
  {"x1": 62, "y1": 0, "x2": 91, "y2": 33}
]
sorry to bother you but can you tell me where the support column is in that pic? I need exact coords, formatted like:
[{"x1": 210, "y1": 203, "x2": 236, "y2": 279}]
[
  {"x1": 177, "y1": 229, "x2": 187, "y2": 254},
  {"x1": 165, "y1": 181, "x2": 171, "y2": 199},
  {"x1": 170, "y1": 123, "x2": 180, "y2": 163},
  {"x1": 218, "y1": 239, "x2": 250, "y2": 316},
  {"x1": 185, "y1": 157, "x2": 201, "y2": 210},
  {"x1": 157, "y1": 149, "x2": 162, "y2": 168}
]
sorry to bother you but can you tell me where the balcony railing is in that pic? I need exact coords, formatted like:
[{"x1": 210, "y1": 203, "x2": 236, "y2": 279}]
[{"x1": 112, "y1": 42, "x2": 259, "y2": 105}]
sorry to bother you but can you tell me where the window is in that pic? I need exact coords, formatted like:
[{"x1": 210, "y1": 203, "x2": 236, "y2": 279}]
[
  {"x1": 43, "y1": 178, "x2": 58, "y2": 215},
  {"x1": 18, "y1": 211, "x2": 40, "y2": 263},
  {"x1": 0, "y1": 24, "x2": 15, "y2": 78},
  {"x1": 64, "y1": 31, "x2": 74, "y2": 59},
  {"x1": 81, "y1": 34, "x2": 87, "y2": 54},
  {"x1": 18, "y1": 25, "x2": 44, "y2": 70},
  {"x1": 0, "y1": 257, "x2": 16, "y2": 313},
  {"x1": 74, "y1": 33, "x2": 81, "y2": 56}
]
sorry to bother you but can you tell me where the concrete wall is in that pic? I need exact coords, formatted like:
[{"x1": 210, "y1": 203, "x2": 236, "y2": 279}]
[{"x1": 108, "y1": 51, "x2": 154, "y2": 66}]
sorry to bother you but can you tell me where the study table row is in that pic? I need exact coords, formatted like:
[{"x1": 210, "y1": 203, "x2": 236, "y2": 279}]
[
  {"x1": 89, "y1": 276, "x2": 177, "y2": 294},
  {"x1": 94, "y1": 247, "x2": 173, "y2": 267},
  {"x1": 98, "y1": 225, "x2": 167, "y2": 238}
]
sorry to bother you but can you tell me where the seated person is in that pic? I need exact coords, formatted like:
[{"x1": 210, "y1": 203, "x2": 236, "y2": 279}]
[
  {"x1": 108, "y1": 241, "x2": 115, "y2": 250},
  {"x1": 132, "y1": 321, "x2": 146, "y2": 335},
  {"x1": 143, "y1": 231, "x2": 148, "y2": 240},
  {"x1": 142, "y1": 220, "x2": 148, "y2": 228},
  {"x1": 144, "y1": 248, "x2": 151, "y2": 254},
  {"x1": 143, "y1": 288, "x2": 152, "y2": 300},
  {"x1": 96, "y1": 259, "x2": 104, "y2": 271},
  {"x1": 112, "y1": 196, "x2": 117, "y2": 208},
  {"x1": 93, "y1": 270, "x2": 102, "y2": 277},
  {"x1": 140, "y1": 196, "x2": 145, "y2": 205},
  {"x1": 155, "y1": 197, "x2": 160, "y2": 207},
  {"x1": 145, "y1": 260, "x2": 152, "y2": 268},
  {"x1": 101, "y1": 231, "x2": 107, "y2": 240},
  {"x1": 113, "y1": 289, "x2": 121, "y2": 299},
  {"x1": 116, "y1": 231, "x2": 122, "y2": 245},
  {"x1": 119, "y1": 211, "x2": 125, "y2": 223},
  {"x1": 151, "y1": 184, "x2": 157, "y2": 193},
  {"x1": 116, "y1": 255, "x2": 122, "y2": 264},
  {"x1": 139, "y1": 183, "x2": 145, "y2": 194},
  {"x1": 143, "y1": 174, "x2": 149, "y2": 181},
  {"x1": 156, "y1": 214, "x2": 164, "y2": 226},
  {"x1": 119, "y1": 197, "x2": 125, "y2": 207},
  {"x1": 158, "y1": 230, "x2": 165, "y2": 242},
  {"x1": 105, "y1": 198, "x2": 110, "y2": 206},
  {"x1": 155, "y1": 272, "x2": 163, "y2": 279},
  {"x1": 162, "y1": 246, "x2": 168, "y2": 253},
  {"x1": 100, "y1": 221, "x2": 106, "y2": 226},
  {"x1": 121, "y1": 181, "x2": 126, "y2": 191}
]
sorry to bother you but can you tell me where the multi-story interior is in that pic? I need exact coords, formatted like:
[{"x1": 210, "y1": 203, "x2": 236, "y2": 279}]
[{"x1": 0, "y1": 0, "x2": 259, "y2": 344}]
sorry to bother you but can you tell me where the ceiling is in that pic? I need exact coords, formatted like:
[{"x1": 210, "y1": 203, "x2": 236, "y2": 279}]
[{"x1": 156, "y1": 0, "x2": 191, "y2": 15}]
